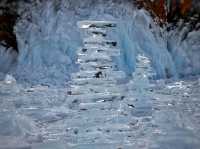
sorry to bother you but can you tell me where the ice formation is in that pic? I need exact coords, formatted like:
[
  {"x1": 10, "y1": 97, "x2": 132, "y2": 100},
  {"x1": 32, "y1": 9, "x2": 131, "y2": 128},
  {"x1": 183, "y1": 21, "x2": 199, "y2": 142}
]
[
  {"x1": 0, "y1": 46, "x2": 17, "y2": 78},
  {"x1": 0, "y1": 0, "x2": 198, "y2": 86},
  {"x1": 0, "y1": 2, "x2": 199, "y2": 146},
  {"x1": 0, "y1": 0, "x2": 195, "y2": 86},
  {"x1": 65, "y1": 21, "x2": 129, "y2": 145},
  {"x1": 167, "y1": 22, "x2": 200, "y2": 77},
  {"x1": 4, "y1": 74, "x2": 16, "y2": 84}
]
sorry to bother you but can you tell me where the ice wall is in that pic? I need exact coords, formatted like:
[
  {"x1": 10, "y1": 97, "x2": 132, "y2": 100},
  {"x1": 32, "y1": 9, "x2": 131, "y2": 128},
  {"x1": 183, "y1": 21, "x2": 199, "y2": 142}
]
[
  {"x1": 3, "y1": 0, "x2": 197, "y2": 85},
  {"x1": 0, "y1": 46, "x2": 17, "y2": 80},
  {"x1": 167, "y1": 22, "x2": 200, "y2": 77},
  {"x1": 114, "y1": 10, "x2": 177, "y2": 78}
]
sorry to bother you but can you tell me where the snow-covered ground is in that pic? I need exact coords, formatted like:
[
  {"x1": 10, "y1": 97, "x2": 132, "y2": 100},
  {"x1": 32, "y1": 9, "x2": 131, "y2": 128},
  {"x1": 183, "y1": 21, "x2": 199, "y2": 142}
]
[
  {"x1": 0, "y1": 77, "x2": 200, "y2": 149},
  {"x1": 0, "y1": 0, "x2": 200, "y2": 148}
]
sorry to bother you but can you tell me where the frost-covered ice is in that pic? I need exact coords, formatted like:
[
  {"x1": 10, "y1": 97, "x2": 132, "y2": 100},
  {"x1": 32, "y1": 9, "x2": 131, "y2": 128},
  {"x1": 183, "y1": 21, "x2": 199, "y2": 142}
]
[
  {"x1": 1, "y1": 18, "x2": 200, "y2": 148},
  {"x1": 0, "y1": 75, "x2": 200, "y2": 148},
  {"x1": 167, "y1": 21, "x2": 200, "y2": 77},
  {"x1": 0, "y1": 0, "x2": 198, "y2": 85},
  {"x1": 4, "y1": 74, "x2": 17, "y2": 84},
  {"x1": 77, "y1": 21, "x2": 117, "y2": 29},
  {"x1": 0, "y1": 0, "x2": 200, "y2": 148},
  {"x1": 0, "y1": 46, "x2": 17, "y2": 76}
]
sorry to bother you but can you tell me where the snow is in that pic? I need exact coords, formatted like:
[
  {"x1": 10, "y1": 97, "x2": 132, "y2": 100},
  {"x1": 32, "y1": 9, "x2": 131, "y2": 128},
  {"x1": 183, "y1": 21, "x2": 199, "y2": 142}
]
[
  {"x1": 0, "y1": 0, "x2": 200, "y2": 148},
  {"x1": 77, "y1": 20, "x2": 117, "y2": 29},
  {"x1": 0, "y1": 74, "x2": 199, "y2": 148}
]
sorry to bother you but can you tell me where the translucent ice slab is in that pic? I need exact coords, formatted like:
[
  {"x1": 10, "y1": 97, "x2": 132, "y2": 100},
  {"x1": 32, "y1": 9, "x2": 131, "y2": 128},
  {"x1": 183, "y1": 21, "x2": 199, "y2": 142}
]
[{"x1": 77, "y1": 21, "x2": 117, "y2": 29}]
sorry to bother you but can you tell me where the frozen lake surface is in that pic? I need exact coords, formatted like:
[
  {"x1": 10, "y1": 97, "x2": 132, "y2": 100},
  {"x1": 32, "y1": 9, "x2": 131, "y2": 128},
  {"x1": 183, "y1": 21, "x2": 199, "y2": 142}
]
[{"x1": 0, "y1": 78, "x2": 200, "y2": 149}]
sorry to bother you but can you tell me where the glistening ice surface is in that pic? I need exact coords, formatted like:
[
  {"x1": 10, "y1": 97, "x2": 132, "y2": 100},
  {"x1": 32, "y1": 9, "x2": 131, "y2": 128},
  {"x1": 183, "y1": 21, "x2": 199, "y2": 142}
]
[
  {"x1": 0, "y1": 75, "x2": 200, "y2": 148},
  {"x1": 10, "y1": 0, "x2": 199, "y2": 85},
  {"x1": 0, "y1": 0, "x2": 200, "y2": 149}
]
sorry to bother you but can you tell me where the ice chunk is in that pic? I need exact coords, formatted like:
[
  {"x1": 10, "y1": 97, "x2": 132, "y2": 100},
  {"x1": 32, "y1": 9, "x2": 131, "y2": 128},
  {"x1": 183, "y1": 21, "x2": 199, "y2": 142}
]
[
  {"x1": 77, "y1": 47, "x2": 120, "y2": 56},
  {"x1": 0, "y1": 112, "x2": 37, "y2": 137},
  {"x1": 77, "y1": 21, "x2": 117, "y2": 29},
  {"x1": 71, "y1": 70, "x2": 125, "y2": 80},
  {"x1": 83, "y1": 37, "x2": 117, "y2": 47},
  {"x1": 0, "y1": 136, "x2": 31, "y2": 149},
  {"x1": 87, "y1": 28, "x2": 107, "y2": 37},
  {"x1": 4, "y1": 74, "x2": 16, "y2": 84},
  {"x1": 31, "y1": 141, "x2": 67, "y2": 149},
  {"x1": 0, "y1": 46, "x2": 17, "y2": 74}
]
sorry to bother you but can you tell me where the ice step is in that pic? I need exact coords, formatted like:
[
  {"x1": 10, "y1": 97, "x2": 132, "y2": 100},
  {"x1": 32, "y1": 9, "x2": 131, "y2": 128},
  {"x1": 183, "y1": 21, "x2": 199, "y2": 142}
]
[
  {"x1": 77, "y1": 59, "x2": 115, "y2": 66},
  {"x1": 77, "y1": 99, "x2": 130, "y2": 110},
  {"x1": 66, "y1": 136, "x2": 132, "y2": 148},
  {"x1": 68, "y1": 87, "x2": 126, "y2": 97},
  {"x1": 77, "y1": 21, "x2": 116, "y2": 29},
  {"x1": 68, "y1": 143, "x2": 134, "y2": 149},
  {"x1": 77, "y1": 56, "x2": 112, "y2": 64},
  {"x1": 95, "y1": 48, "x2": 120, "y2": 56},
  {"x1": 78, "y1": 47, "x2": 120, "y2": 54},
  {"x1": 71, "y1": 70, "x2": 126, "y2": 80},
  {"x1": 0, "y1": 137, "x2": 31, "y2": 149},
  {"x1": 31, "y1": 141, "x2": 71, "y2": 149},
  {"x1": 71, "y1": 101, "x2": 128, "y2": 113},
  {"x1": 66, "y1": 132, "x2": 134, "y2": 144},
  {"x1": 69, "y1": 124, "x2": 132, "y2": 134},
  {"x1": 79, "y1": 65, "x2": 115, "y2": 71},
  {"x1": 64, "y1": 111, "x2": 134, "y2": 127},
  {"x1": 67, "y1": 92, "x2": 122, "y2": 103},
  {"x1": 77, "y1": 52, "x2": 112, "y2": 62},
  {"x1": 83, "y1": 44, "x2": 117, "y2": 49},
  {"x1": 65, "y1": 119, "x2": 137, "y2": 131},
  {"x1": 77, "y1": 49, "x2": 120, "y2": 56},
  {"x1": 87, "y1": 28, "x2": 107, "y2": 36},
  {"x1": 83, "y1": 38, "x2": 117, "y2": 47},
  {"x1": 78, "y1": 102, "x2": 116, "y2": 110},
  {"x1": 66, "y1": 125, "x2": 133, "y2": 141},
  {"x1": 70, "y1": 84, "x2": 127, "y2": 94},
  {"x1": 78, "y1": 62, "x2": 117, "y2": 71},
  {"x1": 70, "y1": 78, "x2": 118, "y2": 86}
]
